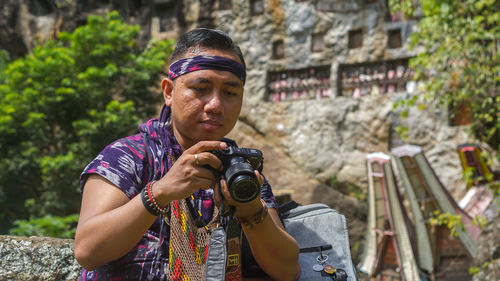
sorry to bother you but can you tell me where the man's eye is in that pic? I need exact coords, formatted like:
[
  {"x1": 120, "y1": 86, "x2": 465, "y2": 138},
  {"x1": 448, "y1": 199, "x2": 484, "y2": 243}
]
[
  {"x1": 192, "y1": 87, "x2": 208, "y2": 92},
  {"x1": 225, "y1": 91, "x2": 238, "y2": 96}
]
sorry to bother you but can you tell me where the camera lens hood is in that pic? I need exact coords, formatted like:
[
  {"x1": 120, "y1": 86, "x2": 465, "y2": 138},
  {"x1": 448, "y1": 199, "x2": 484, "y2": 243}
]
[{"x1": 225, "y1": 162, "x2": 260, "y2": 203}]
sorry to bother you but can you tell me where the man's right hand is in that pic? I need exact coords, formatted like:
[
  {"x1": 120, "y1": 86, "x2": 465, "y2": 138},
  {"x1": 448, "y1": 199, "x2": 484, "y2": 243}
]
[{"x1": 152, "y1": 141, "x2": 227, "y2": 207}]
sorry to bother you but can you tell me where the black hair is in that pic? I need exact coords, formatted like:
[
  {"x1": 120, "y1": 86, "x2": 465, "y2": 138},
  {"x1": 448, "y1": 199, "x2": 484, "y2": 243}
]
[{"x1": 170, "y1": 28, "x2": 246, "y2": 69}]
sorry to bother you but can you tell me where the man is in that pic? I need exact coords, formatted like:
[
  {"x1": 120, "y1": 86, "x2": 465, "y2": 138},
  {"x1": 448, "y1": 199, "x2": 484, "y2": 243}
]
[{"x1": 74, "y1": 28, "x2": 300, "y2": 281}]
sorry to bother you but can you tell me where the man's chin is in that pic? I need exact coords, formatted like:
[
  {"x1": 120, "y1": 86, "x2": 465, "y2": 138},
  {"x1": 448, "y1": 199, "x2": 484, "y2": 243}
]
[{"x1": 193, "y1": 132, "x2": 226, "y2": 143}]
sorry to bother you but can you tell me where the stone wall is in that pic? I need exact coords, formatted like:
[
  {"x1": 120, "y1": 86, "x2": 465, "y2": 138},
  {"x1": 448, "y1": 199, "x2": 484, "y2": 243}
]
[
  {"x1": 206, "y1": 0, "x2": 496, "y2": 205},
  {"x1": 472, "y1": 213, "x2": 500, "y2": 281},
  {"x1": 1, "y1": 226, "x2": 498, "y2": 281},
  {"x1": 0, "y1": 236, "x2": 80, "y2": 281}
]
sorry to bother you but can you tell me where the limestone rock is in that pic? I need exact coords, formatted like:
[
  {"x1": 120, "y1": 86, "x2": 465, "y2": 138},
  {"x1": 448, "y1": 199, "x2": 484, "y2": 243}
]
[
  {"x1": 472, "y1": 214, "x2": 500, "y2": 281},
  {"x1": 0, "y1": 236, "x2": 80, "y2": 281}
]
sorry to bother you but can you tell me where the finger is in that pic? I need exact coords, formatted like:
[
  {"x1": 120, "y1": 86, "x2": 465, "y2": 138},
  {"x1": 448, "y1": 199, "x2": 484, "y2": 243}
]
[
  {"x1": 195, "y1": 166, "x2": 218, "y2": 181},
  {"x1": 254, "y1": 170, "x2": 265, "y2": 186},
  {"x1": 188, "y1": 141, "x2": 227, "y2": 154},
  {"x1": 213, "y1": 179, "x2": 233, "y2": 207},
  {"x1": 220, "y1": 178, "x2": 238, "y2": 206},
  {"x1": 213, "y1": 179, "x2": 221, "y2": 206},
  {"x1": 192, "y1": 177, "x2": 216, "y2": 191},
  {"x1": 193, "y1": 152, "x2": 223, "y2": 171}
]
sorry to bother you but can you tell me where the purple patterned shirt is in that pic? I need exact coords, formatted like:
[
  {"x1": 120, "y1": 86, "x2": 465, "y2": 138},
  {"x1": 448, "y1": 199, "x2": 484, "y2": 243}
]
[{"x1": 78, "y1": 105, "x2": 277, "y2": 281}]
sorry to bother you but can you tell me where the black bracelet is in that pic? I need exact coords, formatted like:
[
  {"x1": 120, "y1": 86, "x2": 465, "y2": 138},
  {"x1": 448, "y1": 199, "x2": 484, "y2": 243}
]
[
  {"x1": 141, "y1": 186, "x2": 161, "y2": 216},
  {"x1": 146, "y1": 181, "x2": 169, "y2": 214}
]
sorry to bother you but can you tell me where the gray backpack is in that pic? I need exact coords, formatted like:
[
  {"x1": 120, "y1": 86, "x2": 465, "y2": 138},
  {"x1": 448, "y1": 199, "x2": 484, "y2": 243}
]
[{"x1": 279, "y1": 201, "x2": 358, "y2": 281}]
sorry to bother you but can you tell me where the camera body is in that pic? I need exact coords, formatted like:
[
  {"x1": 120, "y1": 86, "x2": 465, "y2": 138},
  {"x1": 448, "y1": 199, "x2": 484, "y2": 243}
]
[{"x1": 210, "y1": 145, "x2": 264, "y2": 203}]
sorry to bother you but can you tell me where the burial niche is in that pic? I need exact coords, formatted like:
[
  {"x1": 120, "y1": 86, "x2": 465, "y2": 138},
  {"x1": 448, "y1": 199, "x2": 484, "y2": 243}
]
[
  {"x1": 154, "y1": 1, "x2": 177, "y2": 33},
  {"x1": 219, "y1": 0, "x2": 232, "y2": 10},
  {"x1": 267, "y1": 66, "x2": 331, "y2": 102},
  {"x1": 311, "y1": 33, "x2": 325, "y2": 52},
  {"x1": 272, "y1": 40, "x2": 285, "y2": 59},
  {"x1": 348, "y1": 29, "x2": 363, "y2": 49},
  {"x1": 338, "y1": 58, "x2": 414, "y2": 97},
  {"x1": 316, "y1": 0, "x2": 360, "y2": 13},
  {"x1": 387, "y1": 28, "x2": 402, "y2": 49},
  {"x1": 28, "y1": 0, "x2": 53, "y2": 16},
  {"x1": 250, "y1": 0, "x2": 265, "y2": 15}
]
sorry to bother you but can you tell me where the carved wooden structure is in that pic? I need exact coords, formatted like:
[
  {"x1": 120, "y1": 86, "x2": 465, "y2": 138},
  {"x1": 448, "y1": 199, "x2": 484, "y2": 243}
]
[
  {"x1": 358, "y1": 152, "x2": 421, "y2": 281},
  {"x1": 391, "y1": 145, "x2": 479, "y2": 281}
]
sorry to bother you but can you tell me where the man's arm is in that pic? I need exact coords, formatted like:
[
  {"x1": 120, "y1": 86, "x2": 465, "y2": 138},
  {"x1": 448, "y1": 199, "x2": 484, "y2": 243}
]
[
  {"x1": 219, "y1": 176, "x2": 300, "y2": 281},
  {"x1": 75, "y1": 140, "x2": 227, "y2": 270},
  {"x1": 74, "y1": 175, "x2": 158, "y2": 270},
  {"x1": 240, "y1": 201, "x2": 300, "y2": 281}
]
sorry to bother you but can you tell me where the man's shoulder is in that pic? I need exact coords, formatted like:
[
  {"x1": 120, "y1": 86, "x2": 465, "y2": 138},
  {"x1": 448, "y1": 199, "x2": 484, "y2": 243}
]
[{"x1": 103, "y1": 133, "x2": 149, "y2": 160}]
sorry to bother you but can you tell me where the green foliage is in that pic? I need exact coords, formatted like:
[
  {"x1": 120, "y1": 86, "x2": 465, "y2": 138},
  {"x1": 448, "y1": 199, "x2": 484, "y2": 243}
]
[
  {"x1": 471, "y1": 214, "x2": 487, "y2": 229},
  {"x1": 391, "y1": 0, "x2": 500, "y2": 151},
  {"x1": 9, "y1": 214, "x2": 79, "y2": 238},
  {"x1": 469, "y1": 261, "x2": 492, "y2": 276},
  {"x1": 0, "y1": 50, "x2": 9, "y2": 73},
  {"x1": 328, "y1": 174, "x2": 367, "y2": 201},
  {"x1": 0, "y1": 11, "x2": 174, "y2": 234},
  {"x1": 395, "y1": 125, "x2": 409, "y2": 142},
  {"x1": 469, "y1": 266, "x2": 480, "y2": 275},
  {"x1": 429, "y1": 210, "x2": 465, "y2": 237}
]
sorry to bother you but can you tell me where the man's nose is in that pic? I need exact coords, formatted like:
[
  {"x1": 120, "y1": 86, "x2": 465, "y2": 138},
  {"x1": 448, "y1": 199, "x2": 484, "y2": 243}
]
[{"x1": 204, "y1": 90, "x2": 223, "y2": 114}]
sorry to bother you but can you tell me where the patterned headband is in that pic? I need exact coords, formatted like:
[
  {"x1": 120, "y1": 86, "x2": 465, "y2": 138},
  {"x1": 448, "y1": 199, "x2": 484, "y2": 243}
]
[{"x1": 168, "y1": 55, "x2": 246, "y2": 84}]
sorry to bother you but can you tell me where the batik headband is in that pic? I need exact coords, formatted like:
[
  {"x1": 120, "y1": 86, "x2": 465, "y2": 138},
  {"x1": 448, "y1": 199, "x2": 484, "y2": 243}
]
[{"x1": 168, "y1": 55, "x2": 246, "y2": 84}]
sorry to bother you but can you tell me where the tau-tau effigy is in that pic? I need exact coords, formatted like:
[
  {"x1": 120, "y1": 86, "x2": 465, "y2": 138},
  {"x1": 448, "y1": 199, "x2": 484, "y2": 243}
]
[
  {"x1": 391, "y1": 145, "x2": 479, "y2": 281},
  {"x1": 358, "y1": 152, "x2": 421, "y2": 281}
]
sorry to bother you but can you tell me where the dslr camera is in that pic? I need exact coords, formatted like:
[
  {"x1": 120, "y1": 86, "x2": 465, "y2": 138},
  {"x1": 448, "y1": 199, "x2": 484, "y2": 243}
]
[{"x1": 210, "y1": 145, "x2": 264, "y2": 203}]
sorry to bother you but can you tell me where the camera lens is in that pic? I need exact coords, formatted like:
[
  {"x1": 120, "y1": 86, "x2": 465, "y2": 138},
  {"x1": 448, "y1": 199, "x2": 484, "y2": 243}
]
[
  {"x1": 230, "y1": 175, "x2": 260, "y2": 203},
  {"x1": 225, "y1": 158, "x2": 260, "y2": 203}
]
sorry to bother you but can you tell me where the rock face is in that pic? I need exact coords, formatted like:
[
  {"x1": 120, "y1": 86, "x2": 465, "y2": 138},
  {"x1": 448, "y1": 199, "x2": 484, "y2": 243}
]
[
  {"x1": 2, "y1": 1, "x2": 494, "y2": 202},
  {"x1": 472, "y1": 214, "x2": 500, "y2": 281},
  {"x1": 0, "y1": 236, "x2": 80, "y2": 281}
]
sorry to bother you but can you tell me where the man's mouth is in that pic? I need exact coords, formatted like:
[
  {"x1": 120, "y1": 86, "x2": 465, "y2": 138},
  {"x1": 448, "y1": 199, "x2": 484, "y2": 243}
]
[{"x1": 200, "y1": 119, "x2": 222, "y2": 130}]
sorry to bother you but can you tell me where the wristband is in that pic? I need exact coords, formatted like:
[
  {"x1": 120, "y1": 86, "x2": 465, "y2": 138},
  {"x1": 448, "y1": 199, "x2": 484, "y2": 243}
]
[
  {"x1": 237, "y1": 199, "x2": 268, "y2": 229},
  {"x1": 141, "y1": 187, "x2": 160, "y2": 216},
  {"x1": 141, "y1": 181, "x2": 169, "y2": 216}
]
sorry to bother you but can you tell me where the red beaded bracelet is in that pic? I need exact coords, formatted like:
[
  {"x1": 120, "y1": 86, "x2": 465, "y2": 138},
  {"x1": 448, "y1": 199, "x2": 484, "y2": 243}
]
[{"x1": 146, "y1": 181, "x2": 169, "y2": 214}]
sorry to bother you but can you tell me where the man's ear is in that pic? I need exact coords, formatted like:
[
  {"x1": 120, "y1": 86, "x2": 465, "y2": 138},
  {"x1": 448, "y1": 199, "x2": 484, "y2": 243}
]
[{"x1": 161, "y1": 78, "x2": 174, "y2": 107}]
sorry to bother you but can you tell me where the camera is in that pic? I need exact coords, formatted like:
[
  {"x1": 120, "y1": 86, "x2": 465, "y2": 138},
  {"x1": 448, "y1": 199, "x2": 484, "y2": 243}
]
[{"x1": 210, "y1": 145, "x2": 264, "y2": 203}]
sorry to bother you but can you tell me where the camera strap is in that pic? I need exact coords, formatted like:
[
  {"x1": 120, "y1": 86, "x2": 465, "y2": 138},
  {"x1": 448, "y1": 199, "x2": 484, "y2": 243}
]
[
  {"x1": 211, "y1": 173, "x2": 235, "y2": 218},
  {"x1": 204, "y1": 177, "x2": 242, "y2": 281}
]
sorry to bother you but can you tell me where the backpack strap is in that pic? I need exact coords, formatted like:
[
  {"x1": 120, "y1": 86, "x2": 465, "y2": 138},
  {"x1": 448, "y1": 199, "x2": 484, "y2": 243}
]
[{"x1": 278, "y1": 200, "x2": 301, "y2": 218}]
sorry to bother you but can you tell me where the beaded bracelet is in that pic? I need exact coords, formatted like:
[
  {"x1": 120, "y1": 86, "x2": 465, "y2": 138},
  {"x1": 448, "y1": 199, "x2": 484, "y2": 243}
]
[
  {"x1": 141, "y1": 181, "x2": 169, "y2": 216},
  {"x1": 237, "y1": 199, "x2": 268, "y2": 229},
  {"x1": 141, "y1": 187, "x2": 159, "y2": 216}
]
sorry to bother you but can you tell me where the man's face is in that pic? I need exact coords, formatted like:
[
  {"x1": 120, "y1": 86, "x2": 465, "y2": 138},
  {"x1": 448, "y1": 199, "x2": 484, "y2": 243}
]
[{"x1": 162, "y1": 49, "x2": 244, "y2": 150}]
